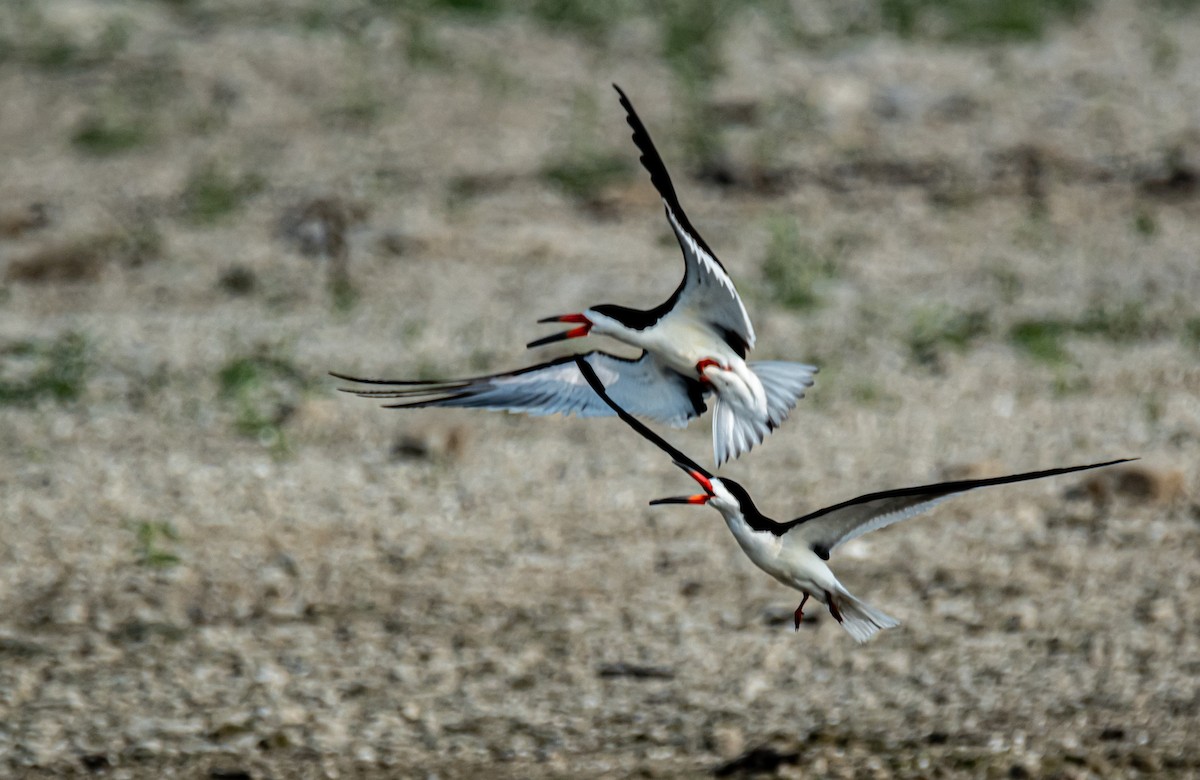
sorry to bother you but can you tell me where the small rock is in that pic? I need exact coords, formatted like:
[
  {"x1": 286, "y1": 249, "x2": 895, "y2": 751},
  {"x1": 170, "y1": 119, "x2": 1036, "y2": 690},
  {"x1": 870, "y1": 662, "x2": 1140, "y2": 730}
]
[
  {"x1": 79, "y1": 753, "x2": 110, "y2": 773},
  {"x1": 714, "y1": 745, "x2": 801, "y2": 777},
  {"x1": 596, "y1": 662, "x2": 674, "y2": 680},
  {"x1": 1074, "y1": 464, "x2": 1185, "y2": 506},
  {"x1": 1130, "y1": 748, "x2": 1162, "y2": 772},
  {"x1": 209, "y1": 770, "x2": 252, "y2": 780},
  {"x1": 0, "y1": 202, "x2": 50, "y2": 237},
  {"x1": 1004, "y1": 603, "x2": 1039, "y2": 632},
  {"x1": 278, "y1": 197, "x2": 367, "y2": 261},
  {"x1": 390, "y1": 425, "x2": 465, "y2": 462},
  {"x1": 939, "y1": 460, "x2": 1006, "y2": 481},
  {"x1": 290, "y1": 399, "x2": 343, "y2": 442},
  {"x1": 217, "y1": 266, "x2": 258, "y2": 296},
  {"x1": 709, "y1": 725, "x2": 745, "y2": 760},
  {"x1": 5, "y1": 241, "x2": 104, "y2": 283}
]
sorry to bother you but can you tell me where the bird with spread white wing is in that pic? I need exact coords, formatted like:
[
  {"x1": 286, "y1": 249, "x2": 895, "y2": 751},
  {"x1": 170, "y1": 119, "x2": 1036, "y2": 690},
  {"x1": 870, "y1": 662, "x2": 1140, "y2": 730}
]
[
  {"x1": 529, "y1": 85, "x2": 817, "y2": 465},
  {"x1": 575, "y1": 356, "x2": 1132, "y2": 643},
  {"x1": 331, "y1": 85, "x2": 817, "y2": 466}
]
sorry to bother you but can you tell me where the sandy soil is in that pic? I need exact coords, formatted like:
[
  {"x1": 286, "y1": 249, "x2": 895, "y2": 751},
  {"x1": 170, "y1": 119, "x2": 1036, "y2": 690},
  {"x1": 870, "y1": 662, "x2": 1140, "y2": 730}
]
[{"x1": 1, "y1": 1, "x2": 1199, "y2": 777}]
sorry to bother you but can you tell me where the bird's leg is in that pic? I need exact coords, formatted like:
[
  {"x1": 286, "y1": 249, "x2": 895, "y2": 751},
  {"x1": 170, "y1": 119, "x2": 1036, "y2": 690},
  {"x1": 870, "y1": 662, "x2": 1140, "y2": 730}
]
[
  {"x1": 793, "y1": 593, "x2": 810, "y2": 631},
  {"x1": 695, "y1": 358, "x2": 723, "y2": 384},
  {"x1": 825, "y1": 590, "x2": 843, "y2": 624}
]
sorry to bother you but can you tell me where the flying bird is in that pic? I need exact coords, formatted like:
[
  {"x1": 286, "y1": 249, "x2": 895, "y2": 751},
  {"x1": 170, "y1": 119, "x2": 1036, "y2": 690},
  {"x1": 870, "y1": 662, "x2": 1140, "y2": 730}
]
[
  {"x1": 332, "y1": 85, "x2": 816, "y2": 465},
  {"x1": 575, "y1": 356, "x2": 1132, "y2": 643},
  {"x1": 526, "y1": 84, "x2": 818, "y2": 465}
]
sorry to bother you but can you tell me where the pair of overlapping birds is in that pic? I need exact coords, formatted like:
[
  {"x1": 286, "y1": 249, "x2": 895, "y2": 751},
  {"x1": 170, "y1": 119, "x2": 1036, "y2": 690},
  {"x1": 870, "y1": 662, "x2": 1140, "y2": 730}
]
[{"x1": 335, "y1": 86, "x2": 1128, "y2": 643}]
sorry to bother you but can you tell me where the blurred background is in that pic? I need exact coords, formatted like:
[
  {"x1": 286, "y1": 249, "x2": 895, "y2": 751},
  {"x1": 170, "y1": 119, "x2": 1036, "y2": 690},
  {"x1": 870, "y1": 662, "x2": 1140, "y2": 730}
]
[{"x1": 1, "y1": 0, "x2": 1198, "y2": 777}]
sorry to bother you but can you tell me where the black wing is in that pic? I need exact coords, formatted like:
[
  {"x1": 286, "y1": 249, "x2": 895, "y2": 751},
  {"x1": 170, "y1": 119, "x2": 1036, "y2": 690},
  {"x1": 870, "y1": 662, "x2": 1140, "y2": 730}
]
[
  {"x1": 783, "y1": 459, "x2": 1136, "y2": 559},
  {"x1": 614, "y1": 84, "x2": 755, "y2": 356}
]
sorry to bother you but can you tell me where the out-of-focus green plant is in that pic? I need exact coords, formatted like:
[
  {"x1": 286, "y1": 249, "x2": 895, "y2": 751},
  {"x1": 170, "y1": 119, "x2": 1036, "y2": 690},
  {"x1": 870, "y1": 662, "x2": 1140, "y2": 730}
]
[
  {"x1": 760, "y1": 217, "x2": 840, "y2": 312},
  {"x1": 0, "y1": 332, "x2": 89, "y2": 405},
  {"x1": 131, "y1": 520, "x2": 182, "y2": 569},
  {"x1": 217, "y1": 351, "x2": 310, "y2": 455},
  {"x1": 907, "y1": 306, "x2": 991, "y2": 369}
]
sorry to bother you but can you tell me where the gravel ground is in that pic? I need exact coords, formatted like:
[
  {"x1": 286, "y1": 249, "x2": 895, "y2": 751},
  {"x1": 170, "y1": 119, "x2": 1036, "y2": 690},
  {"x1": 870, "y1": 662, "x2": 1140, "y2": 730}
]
[{"x1": 1, "y1": 1, "x2": 1198, "y2": 777}]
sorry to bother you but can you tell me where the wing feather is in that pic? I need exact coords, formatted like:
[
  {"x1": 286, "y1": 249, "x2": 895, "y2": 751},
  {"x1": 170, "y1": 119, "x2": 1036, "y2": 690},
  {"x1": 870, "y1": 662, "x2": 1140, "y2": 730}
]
[
  {"x1": 332, "y1": 352, "x2": 708, "y2": 427},
  {"x1": 785, "y1": 459, "x2": 1135, "y2": 557},
  {"x1": 613, "y1": 84, "x2": 755, "y2": 354}
]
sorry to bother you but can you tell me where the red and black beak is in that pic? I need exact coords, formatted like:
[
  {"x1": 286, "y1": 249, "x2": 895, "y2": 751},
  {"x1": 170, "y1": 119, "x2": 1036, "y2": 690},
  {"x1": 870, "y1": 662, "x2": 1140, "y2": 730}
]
[
  {"x1": 650, "y1": 461, "x2": 715, "y2": 506},
  {"x1": 527, "y1": 314, "x2": 592, "y2": 349}
]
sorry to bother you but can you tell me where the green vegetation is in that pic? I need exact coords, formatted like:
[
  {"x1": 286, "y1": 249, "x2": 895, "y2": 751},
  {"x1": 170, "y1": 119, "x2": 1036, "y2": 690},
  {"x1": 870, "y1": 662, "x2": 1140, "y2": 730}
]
[
  {"x1": 1009, "y1": 301, "x2": 1157, "y2": 364},
  {"x1": 654, "y1": 0, "x2": 724, "y2": 89},
  {"x1": 654, "y1": 1, "x2": 729, "y2": 169},
  {"x1": 71, "y1": 114, "x2": 149, "y2": 157},
  {"x1": 528, "y1": 0, "x2": 627, "y2": 44},
  {"x1": 217, "y1": 351, "x2": 310, "y2": 454},
  {"x1": 881, "y1": 0, "x2": 1091, "y2": 42},
  {"x1": 760, "y1": 217, "x2": 840, "y2": 311},
  {"x1": 1182, "y1": 317, "x2": 1200, "y2": 351},
  {"x1": 329, "y1": 270, "x2": 358, "y2": 313},
  {"x1": 1008, "y1": 320, "x2": 1069, "y2": 364},
  {"x1": 403, "y1": 12, "x2": 449, "y2": 67},
  {"x1": 1133, "y1": 209, "x2": 1157, "y2": 237},
  {"x1": 906, "y1": 306, "x2": 991, "y2": 369},
  {"x1": 326, "y1": 92, "x2": 383, "y2": 128},
  {"x1": 541, "y1": 154, "x2": 633, "y2": 202},
  {"x1": 849, "y1": 379, "x2": 896, "y2": 407},
  {"x1": 131, "y1": 520, "x2": 182, "y2": 569},
  {"x1": 0, "y1": 332, "x2": 88, "y2": 405},
  {"x1": 27, "y1": 33, "x2": 80, "y2": 70},
  {"x1": 1073, "y1": 301, "x2": 1155, "y2": 341},
  {"x1": 540, "y1": 89, "x2": 637, "y2": 203},
  {"x1": 418, "y1": 0, "x2": 504, "y2": 15},
  {"x1": 181, "y1": 162, "x2": 264, "y2": 224},
  {"x1": 2, "y1": 8, "x2": 130, "y2": 72}
]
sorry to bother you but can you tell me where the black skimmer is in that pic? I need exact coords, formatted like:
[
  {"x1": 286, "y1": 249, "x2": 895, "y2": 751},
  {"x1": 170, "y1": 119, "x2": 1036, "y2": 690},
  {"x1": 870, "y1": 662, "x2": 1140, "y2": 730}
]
[
  {"x1": 575, "y1": 356, "x2": 1132, "y2": 643},
  {"x1": 528, "y1": 85, "x2": 818, "y2": 465}
]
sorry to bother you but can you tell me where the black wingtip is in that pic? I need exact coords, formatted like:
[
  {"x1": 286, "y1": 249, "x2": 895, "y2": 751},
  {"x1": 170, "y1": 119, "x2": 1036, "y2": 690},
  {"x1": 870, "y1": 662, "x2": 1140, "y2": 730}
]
[
  {"x1": 786, "y1": 456, "x2": 1141, "y2": 531},
  {"x1": 329, "y1": 370, "x2": 418, "y2": 386},
  {"x1": 611, "y1": 82, "x2": 725, "y2": 272}
]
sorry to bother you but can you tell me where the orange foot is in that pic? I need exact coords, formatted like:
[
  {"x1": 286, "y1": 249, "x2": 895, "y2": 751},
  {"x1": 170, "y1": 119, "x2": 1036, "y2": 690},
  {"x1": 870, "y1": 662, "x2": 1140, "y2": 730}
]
[
  {"x1": 825, "y1": 590, "x2": 843, "y2": 623},
  {"x1": 695, "y1": 358, "x2": 724, "y2": 383},
  {"x1": 793, "y1": 593, "x2": 810, "y2": 631}
]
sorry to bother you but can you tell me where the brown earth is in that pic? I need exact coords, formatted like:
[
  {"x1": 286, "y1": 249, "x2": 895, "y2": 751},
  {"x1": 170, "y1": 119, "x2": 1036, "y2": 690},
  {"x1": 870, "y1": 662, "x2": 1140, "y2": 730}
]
[{"x1": 1, "y1": 1, "x2": 1199, "y2": 778}]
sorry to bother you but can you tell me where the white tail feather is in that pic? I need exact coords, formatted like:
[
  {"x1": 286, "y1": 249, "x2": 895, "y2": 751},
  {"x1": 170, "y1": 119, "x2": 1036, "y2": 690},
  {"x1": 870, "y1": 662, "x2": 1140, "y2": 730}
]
[
  {"x1": 710, "y1": 361, "x2": 817, "y2": 465},
  {"x1": 750, "y1": 361, "x2": 818, "y2": 428},
  {"x1": 832, "y1": 589, "x2": 900, "y2": 644}
]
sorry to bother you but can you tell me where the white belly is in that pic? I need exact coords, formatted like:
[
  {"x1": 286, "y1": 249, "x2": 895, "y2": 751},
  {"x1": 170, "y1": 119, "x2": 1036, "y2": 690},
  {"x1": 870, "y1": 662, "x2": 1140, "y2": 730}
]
[
  {"x1": 724, "y1": 515, "x2": 836, "y2": 598},
  {"x1": 606, "y1": 315, "x2": 768, "y2": 420},
  {"x1": 638, "y1": 316, "x2": 740, "y2": 373}
]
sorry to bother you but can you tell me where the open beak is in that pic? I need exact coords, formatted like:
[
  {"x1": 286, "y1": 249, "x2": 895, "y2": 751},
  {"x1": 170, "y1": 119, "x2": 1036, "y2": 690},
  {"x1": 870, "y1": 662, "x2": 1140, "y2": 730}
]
[
  {"x1": 527, "y1": 314, "x2": 592, "y2": 349},
  {"x1": 649, "y1": 462, "x2": 714, "y2": 506}
]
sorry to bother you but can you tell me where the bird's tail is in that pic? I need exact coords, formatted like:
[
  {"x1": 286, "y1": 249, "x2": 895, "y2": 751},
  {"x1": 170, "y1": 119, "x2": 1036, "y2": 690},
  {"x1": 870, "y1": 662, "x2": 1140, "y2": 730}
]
[
  {"x1": 711, "y1": 395, "x2": 767, "y2": 466},
  {"x1": 829, "y1": 588, "x2": 900, "y2": 644},
  {"x1": 750, "y1": 361, "x2": 818, "y2": 428},
  {"x1": 710, "y1": 361, "x2": 817, "y2": 466}
]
